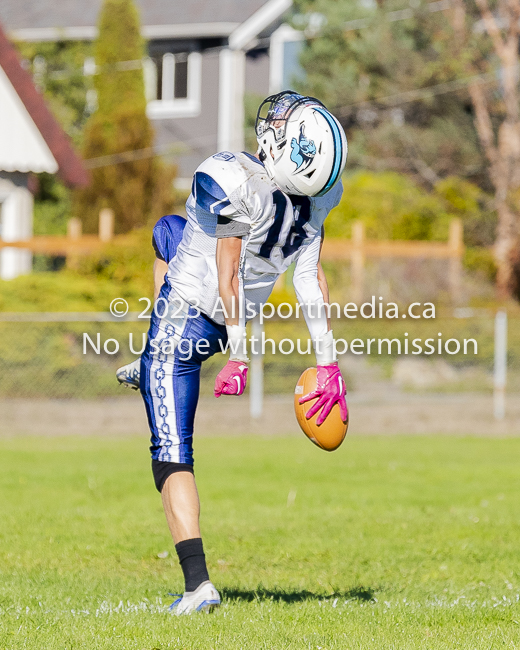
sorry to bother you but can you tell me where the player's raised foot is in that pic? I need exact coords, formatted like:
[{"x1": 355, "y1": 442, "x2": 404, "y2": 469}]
[
  {"x1": 115, "y1": 358, "x2": 141, "y2": 390},
  {"x1": 169, "y1": 581, "x2": 221, "y2": 615}
]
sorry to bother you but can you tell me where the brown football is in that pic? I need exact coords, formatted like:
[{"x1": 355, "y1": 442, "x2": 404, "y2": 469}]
[{"x1": 294, "y1": 367, "x2": 348, "y2": 452}]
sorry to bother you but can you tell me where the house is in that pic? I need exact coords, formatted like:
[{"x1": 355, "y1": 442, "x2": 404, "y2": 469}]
[
  {"x1": 0, "y1": 21, "x2": 88, "y2": 280},
  {"x1": 0, "y1": 0, "x2": 303, "y2": 186}
]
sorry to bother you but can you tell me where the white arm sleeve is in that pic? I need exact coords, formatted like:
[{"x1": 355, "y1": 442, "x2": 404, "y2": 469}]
[{"x1": 293, "y1": 234, "x2": 336, "y2": 364}]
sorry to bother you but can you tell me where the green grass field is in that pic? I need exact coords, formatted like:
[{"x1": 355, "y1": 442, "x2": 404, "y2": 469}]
[{"x1": 0, "y1": 434, "x2": 519, "y2": 649}]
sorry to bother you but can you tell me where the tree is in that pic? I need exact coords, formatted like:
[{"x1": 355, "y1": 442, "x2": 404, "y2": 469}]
[
  {"x1": 448, "y1": 0, "x2": 520, "y2": 298},
  {"x1": 293, "y1": 0, "x2": 485, "y2": 187},
  {"x1": 293, "y1": 0, "x2": 520, "y2": 298},
  {"x1": 14, "y1": 41, "x2": 94, "y2": 236},
  {"x1": 75, "y1": 0, "x2": 174, "y2": 233},
  {"x1": 15, "y1": 40, "x2": 94, "y2": 147}
]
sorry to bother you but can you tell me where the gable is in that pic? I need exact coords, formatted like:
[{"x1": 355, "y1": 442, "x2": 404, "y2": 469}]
[
  {"x1": 0, "y1": 65, "x2": 58, "y2": 174},
  {"x1": 0, "y1": 21, "x2": 88, "y2": 186}
]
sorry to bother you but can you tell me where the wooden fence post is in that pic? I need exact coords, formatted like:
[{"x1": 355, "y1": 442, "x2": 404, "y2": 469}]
[
  {"x1": 65, "y1": 218, "x2": 82, "y2": 269},
  {"x1": 99, "y1": 208, "x2": 114, "y2": 242},
  {"x1": 351, "y1": 220, "x2": 365, "y2": 304},
  {"x1": 493, "y1": 310, "x2": 507, "y2": 419},
  {"x1": 67, "y1": 217, "x2": 82, "y2": 240},
  {"x1": 448, "y1": 218, "x2": 463, "y2": 303}
]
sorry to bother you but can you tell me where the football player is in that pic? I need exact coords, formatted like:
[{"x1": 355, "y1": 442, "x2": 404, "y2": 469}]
[
  {"x1": 118, "y1": 91, "x2": 349, "y2": 614},
  {"x1": 116, "y1": 213, "x2": 186, "y2": 390}
]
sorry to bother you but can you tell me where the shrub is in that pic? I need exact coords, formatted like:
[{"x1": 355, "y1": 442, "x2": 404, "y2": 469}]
[
  {"x1": 74, "y1": 0, "x2": 175, "y2": 233},
  {"x1": 326, "y1": 171, "x2": 495, "y2": 246},
  {"x1": 326, "y1": 171, "x2": 452, "y2": 241}
]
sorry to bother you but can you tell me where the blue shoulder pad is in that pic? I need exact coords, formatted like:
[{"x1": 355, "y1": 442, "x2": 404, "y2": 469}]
[{"x1": 192, "y1": 171, "x2": 232, "y2": 215}]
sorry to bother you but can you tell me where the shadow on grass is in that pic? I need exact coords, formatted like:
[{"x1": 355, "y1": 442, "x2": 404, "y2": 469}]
[{"x1": 221, "y1": 585, "x2": 376, "y2": 604}]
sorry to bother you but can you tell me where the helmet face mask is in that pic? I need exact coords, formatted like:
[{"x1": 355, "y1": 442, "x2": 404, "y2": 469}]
[
  {"x1": 255, "y1": 91, "x2": 324, "y2": 144},
  {"x1": 255, "y1": 90, "x2": 347, "y2": 197}
]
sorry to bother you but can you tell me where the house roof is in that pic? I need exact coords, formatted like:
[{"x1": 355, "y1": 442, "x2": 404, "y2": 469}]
[
  {"x1": 0, "y1": 21, "x2": 88, "y2": 186},
  {"x1": 0, "y1": 0, "x2": 285, "y2": 42}
]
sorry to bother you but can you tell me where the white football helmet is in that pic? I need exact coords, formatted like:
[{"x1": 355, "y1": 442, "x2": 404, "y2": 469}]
[{"x1": 255, "y1": 91, "x2": 347, "y2": 197}]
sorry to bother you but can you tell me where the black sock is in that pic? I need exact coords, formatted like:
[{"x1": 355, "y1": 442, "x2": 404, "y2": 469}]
[{"x1": 175, "y1": 538, "x2": 210, "y2": 593}]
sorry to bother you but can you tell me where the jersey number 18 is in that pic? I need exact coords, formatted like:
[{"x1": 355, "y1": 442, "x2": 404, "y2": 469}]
[{"x1": 258, "y1": 191, "x2": 311, "y2": 260}]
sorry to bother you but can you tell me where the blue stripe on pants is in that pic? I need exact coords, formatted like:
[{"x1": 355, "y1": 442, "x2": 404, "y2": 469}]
[{"x1": 140, "y1": 294, "x2": 227, "y2": 465}]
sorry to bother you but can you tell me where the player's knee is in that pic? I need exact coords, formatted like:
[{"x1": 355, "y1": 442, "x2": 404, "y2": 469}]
[{"x1": 151, "y1": 459, "x2": 194, "y2": 493}]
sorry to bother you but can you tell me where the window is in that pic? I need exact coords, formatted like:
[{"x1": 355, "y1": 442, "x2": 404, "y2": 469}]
[
  {"x1": 145, "y1": 51, "x2": 201, "y2": 119},
  {"x1": 269, "y1": 25, "x2": 304, "y2": 94},
  {"x1": 174, "y1": 55, "x2": 188, "y2": 99}
]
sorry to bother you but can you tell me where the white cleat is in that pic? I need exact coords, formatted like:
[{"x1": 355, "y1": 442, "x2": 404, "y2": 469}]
[
  {"x1": 169, "y1": 581, "x2": 221, "y2": 615},
  {"x1": 116, "y1": 358, "x2": 141, "y2": 390}
]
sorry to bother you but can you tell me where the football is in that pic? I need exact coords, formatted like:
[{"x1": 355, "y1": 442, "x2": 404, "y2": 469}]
[{"x1": 294, "y1": 367, "x2": 348, "y2": 451}]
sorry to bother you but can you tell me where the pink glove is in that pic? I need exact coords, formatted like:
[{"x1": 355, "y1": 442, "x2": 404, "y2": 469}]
[
  {"x1": 299, "y1": 363, "x2": 348, "y2": 426},
  {"x1": 214, "y1": 361, "x2": 248, "y2": 397}
]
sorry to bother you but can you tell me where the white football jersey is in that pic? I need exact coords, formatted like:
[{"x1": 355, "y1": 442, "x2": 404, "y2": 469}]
[{"x1": 166, "y1": 151, "x2": 342, "y2": 325}]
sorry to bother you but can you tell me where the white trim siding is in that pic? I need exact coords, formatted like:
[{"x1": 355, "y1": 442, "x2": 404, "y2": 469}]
[
  {"x1": 217, "y1": 48, "x2": 245, "y2": 152},
  {"x1": 218, "y1": 0, "x2": 291, "y2": 152},
  {"x1": 144, "y1": 23, "x2": 238, "y2": 39},
  {"x1": 0, "y1": 177, "x2": 33, "y2": 280},
  {"x1": 9, "y1": 22, "x2": 240, "y2": 42},
  {"x1": 0, "y1": 180, "x2": 32, "y2": 242},
  {"x1": 162, "y1": 53, "x2": 175, "y2": 101},
  {"x1": 218, "y1": 48, "x2": 233, "y2": 151},
  {"x1": 229, "y1": 0, "x2": 292, "y2": 50}
]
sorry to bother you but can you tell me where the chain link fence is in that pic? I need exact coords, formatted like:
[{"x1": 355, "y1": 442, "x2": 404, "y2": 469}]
[{"x1": 0, "y1": 313, "x2": 519, "y2": 400}]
